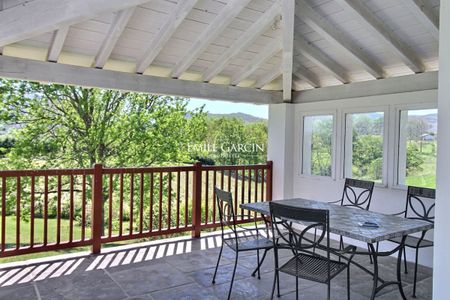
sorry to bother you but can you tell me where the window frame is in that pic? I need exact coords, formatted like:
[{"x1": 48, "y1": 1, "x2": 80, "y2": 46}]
[
  {"x1": 392, "y1": 103, "x2": 438, "y2": 189},
  {"x1": 340, "y1": 106, "x2": 389, "y2": 187},
  {"x1": 298, "y1": 110, "x2": 337, "y2": 180}
]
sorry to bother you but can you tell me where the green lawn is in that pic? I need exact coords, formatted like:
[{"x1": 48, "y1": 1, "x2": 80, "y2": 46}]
[{"x1": 405, "y1": 141, "x2": 436, "y2": 189}]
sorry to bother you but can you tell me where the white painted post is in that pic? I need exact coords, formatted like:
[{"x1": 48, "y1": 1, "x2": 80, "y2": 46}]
[
  {"x1": 433, "y1": 1, "x2": 450, "y2": 299},
  {"x1": 268, "y1": 103, "x2": 294, "y2": 200}
]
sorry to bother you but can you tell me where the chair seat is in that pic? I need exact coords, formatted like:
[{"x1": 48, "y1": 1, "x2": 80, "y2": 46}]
[
  {"x1": 388, "y1": 235, "x2": 433, "y2": 248},
  {"x1": 279, "y1": 253, "x2": 347, "y2": 284},
  {"x1": 224, "y1": 234, "x2": 273, "y2": 252}
]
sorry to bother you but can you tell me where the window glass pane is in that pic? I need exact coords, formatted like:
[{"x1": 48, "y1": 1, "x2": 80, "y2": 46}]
[
  {"x1": 302, "y1": 115, "x2": 333, "y2": 177},
  {"x1": 398, "y1": 109, "x2": 437, "y2": 188},
  {"x1": 344, "y1": 112, "x2": 384, "y2": 183}
]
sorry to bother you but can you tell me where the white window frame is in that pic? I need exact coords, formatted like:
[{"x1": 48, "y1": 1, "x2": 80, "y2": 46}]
[
  {"x1": 298, "y1": 111, "x2": 337, "y2": 180},
  {"x1": 392, "y1": 103, "x2": 438, "y2": 189},
  {"x1": 340, "y1": 107, "x2": 389, "y2": 187}
]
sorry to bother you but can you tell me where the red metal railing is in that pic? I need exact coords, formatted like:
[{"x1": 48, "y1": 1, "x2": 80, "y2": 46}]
[{"x1": 0, "y1": 161, "x2": 272, "y2": 257}]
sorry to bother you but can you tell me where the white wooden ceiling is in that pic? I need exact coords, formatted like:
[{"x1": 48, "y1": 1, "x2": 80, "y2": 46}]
[{"x1": 0, "y1": 0, "x2": 440, "y2": 99}]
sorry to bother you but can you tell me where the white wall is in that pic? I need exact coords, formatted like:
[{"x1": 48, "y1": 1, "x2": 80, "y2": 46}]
[
  {"x1": 269, "y1": 89, "x2": 437, "y2": 267},
  {"x1": 433, "y1": 1, "x2": 450, "y2": 298}
]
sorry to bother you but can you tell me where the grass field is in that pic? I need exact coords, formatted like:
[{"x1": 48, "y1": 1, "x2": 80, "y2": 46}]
[{"x1": 405, "y1": 141, "x2": 436, "y2": 188}]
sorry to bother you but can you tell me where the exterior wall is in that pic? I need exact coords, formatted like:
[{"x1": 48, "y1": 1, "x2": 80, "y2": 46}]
[
  {"x1": 269, "y1": 89, "x2": 437, "y2": 267},
  {"x1": 433, "y1": 1, "x2": 450, "y2": 298}
]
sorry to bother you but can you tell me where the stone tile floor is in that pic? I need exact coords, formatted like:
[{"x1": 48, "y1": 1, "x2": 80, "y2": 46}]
[{"x1": 0, "y1": 232, "x2": 432, "y2": 299}]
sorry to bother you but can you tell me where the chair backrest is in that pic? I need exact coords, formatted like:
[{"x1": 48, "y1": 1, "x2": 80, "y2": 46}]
[
  {"x1": 405, "y1": 186, "x2": 435, "y2": 223},
  {"x1": 269, "y1": 202, "x2": 329, "y2": 253},
  {"x1": 340, "y1": 178, "x2": 375, "y2": 210},
  {"x1": 215, "y1": 187, "x2": 237, "y2": 234}
]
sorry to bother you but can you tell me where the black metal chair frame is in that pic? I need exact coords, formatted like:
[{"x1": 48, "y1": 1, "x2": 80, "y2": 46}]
[
  {"x1": 269, "y1": 202, "x2": 356, "y2": 300},
  {"x1": 211, "y1": 187, "x2": 273, "y2": 300},
  {"x1": 327, "y1": 178, "x2": 375, "y2": 263},
  {"x1": 384, "y1": 186, "x2": 435, "y2": 298}
]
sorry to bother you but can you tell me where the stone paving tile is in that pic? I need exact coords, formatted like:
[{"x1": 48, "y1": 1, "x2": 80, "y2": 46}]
[
  {"x1": 108, "y1": 261, "x2": 193, "y2": 296},
  {"x1": 189, "y1": 264, "x2": 253, "y2": 287},
  {"x1": 0, "y1": 283, "x2": 38, "y2": 300},
  {"x1": 165, "y1": 250, "x2": 232, "y2": 273},
  {"x1": 36, "y1": 269, "x2": 127, "y2": 300},
  {"x1": 150, "y1": 282, "x2": 220, "y2": 300},
  {"x1": 209, "y1": 277, "x2": 272, "y2": 300}
]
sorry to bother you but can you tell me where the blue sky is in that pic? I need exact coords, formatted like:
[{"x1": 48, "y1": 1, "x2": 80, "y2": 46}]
[{"x1": 186, "y1": 98, "x2": 268, "y2": 119}]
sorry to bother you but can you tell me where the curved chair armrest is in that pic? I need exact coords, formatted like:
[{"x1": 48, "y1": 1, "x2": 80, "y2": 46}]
[
  {"x1": 328, "y1": 199, "x2": 342, "y2": 205},
  {"x1": 390, "y1": 210, "x2": 406, "y2": 216}
]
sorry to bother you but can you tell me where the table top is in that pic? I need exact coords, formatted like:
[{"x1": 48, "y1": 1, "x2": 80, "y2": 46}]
[{"x1": 241, "y1": 198, "x2": 434, "y2": 243}]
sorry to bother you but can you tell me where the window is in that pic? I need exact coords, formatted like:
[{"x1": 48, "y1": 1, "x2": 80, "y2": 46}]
[
  {"x1": 344, "y1": 112, "x2": 385, "y2": 183},
  {"x1": 302, "y1": 115, "x2": 334, "y2": 177},
  {"x1": 397, "y1": 109, "x2": 437, "y2": 188}
]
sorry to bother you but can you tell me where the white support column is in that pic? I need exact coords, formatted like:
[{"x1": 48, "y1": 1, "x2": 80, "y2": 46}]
[
  {"x1": 268, "y1": 103, "x2": 295, "y2": 200},
  {"x1": 433, "y1": 1, "x2": 450, "y2": 299}
]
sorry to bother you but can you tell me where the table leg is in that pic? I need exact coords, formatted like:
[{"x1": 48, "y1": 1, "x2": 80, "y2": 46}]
[
  {"x1": 396, "y1": 239, "x2": 407, "y2": 299},
  {"x1": 368, "y1": 243, "x2": 379, "y2": 300}
]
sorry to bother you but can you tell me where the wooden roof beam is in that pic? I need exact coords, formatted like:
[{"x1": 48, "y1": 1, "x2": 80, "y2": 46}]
[
  {"x1": 0, "y1": 0, "x2": 150, "y2": 47},
  {"x1": 292, "y1": 61, "x2": 320, "y2": 88},
  {"x1": 171, "y1": 0, "x2": 251, "y2": 78},
  {"x1": 255, "y1": 65, "x2": 282, "y2": 89},
  {"x1": 295, "y1": 0, "x2": 385, "y2": 79},
  {"x1": 135, "y1": 0, "x2": 198, "y2": 74},
  {"x1": 400, "y1": 0, "x2": 439, "y2": 40},
  {"x1": 231, "y1": 40, "x2": 282, "y2": 86},
  {"x1": 47, "y1": 26, "x2": 70, "y2": 62},
  {"x1": 94, "y1": 7, "x2": 136, "y2": 69},
  {"x1": 281, "y1": 0, "x2": 295, "y2": 101},
  {"x1": 202, "y1": 2, "x2": 281, "y2": 82},
  {"x1": 295, "y1": 33, "x2": 349, "y2": 83},
  {"x1": 334, "y1": 0, "x2": 425, "y2": 73}
]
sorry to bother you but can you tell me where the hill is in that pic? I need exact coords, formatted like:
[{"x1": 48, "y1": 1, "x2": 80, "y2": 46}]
[{"x1": 207, "y1": 112, "x2": 266, "y2": 123}]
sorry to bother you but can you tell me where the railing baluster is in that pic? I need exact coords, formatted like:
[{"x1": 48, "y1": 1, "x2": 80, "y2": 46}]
[
  {"x1": 176, "y1": 171, "x2": 180, "y2": 229},
  {"x1": 70, "y1": 175, "x2": 74, "y2": 243},
  {"x1": 1, "y1": 177, "x2": 6, "y2": 252},
  {"x1": 205, "y1": 170, "x2": 209, "y2": 225},
  {"x1": 139, "y1": 172, "x2": 144, "y2": 234},
  {"x1": 185, "y1": 171, "x2": 189, "y2": 227},
  {"x1": 266, "y1": 161, "x2": 273, "y2": 201},
  {"x1": 168, "y1": 172, "x2": 172, "y2": 229},
  {"x1": 82, "y1": 175, "x2": 86, "y2": 241},
  {"x1": 159, "y1": 172, "x2": 163, "y2": 231},
  {"x1": 119, "y1": 173, "x2": 124, "y2": 236},
  {"x1": 241, "y1": 168, "x2": 245, "y2": 217},
  {"x1": 109, "y1": 174, "x2": 113, "y2": 238},
  {"x1": 16, "y1": 177, "x2": 21, "y2": 249},
  {"x1": 129, "y1": 173, "x2": 134, "y2": 235},
  {"x1": 149, "y1": 172, "x2": 154, "y2": 232},
  {"x1": 234, "y1": 169, "x2": 238, "y2": 217},
  {"x1": 212, "y1": 170, "x2": 217, "y2": 223},
  {"x1": 254, "y1": 168, "x2": 258, "y2": 203},
  {"x1": 261, "y1": 169, "x2": 265, "y2": 201},
  {"x1": 30, "y1": 176, "x2": 35, "y2": 248},
  {"x1": 57, "y1": 175, "x2": 62, "y2": 244},
  {"x1": 44, "y1": 176, "x2": 48, "y2": 246},
  {"x1": 247, "y1": 169, "x2": 252, "y2": 204}
]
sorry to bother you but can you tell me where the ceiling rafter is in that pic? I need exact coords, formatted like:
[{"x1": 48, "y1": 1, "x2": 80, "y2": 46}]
[
  {"x1": 281, "y1": 0, "x2": 295, "y2": 101},
  {"x1": 47, "y1": 26, "x2": 70, "y2": 62},
  {"x1": 295, "y1": 0, "x2": 384, "y2": 79},
  {"x1": 400, "y1": 0, "x2": 439, "y2": 40},
  {"x1": 294, "y1": 33, "x2": 349, "y2": 84},
  {"x1": 230, "y1": 40, "x2": 282, "y2": 86},
  {"x1": 0, "y1": 0, "x2": 151, "y2": 47},
  {"x1": 255, "y1": 65, "x2": 282, "y2": 89},
  {"x1": 94, "y1": 7, "x2": 136, "y2": 69},
  {"x1": 334, "y1": 0, "x2": 425, "y2": 73},
  {"x1": 170, "y1": 0, "x2": 251, "y2": 79},
  {"x1": 292, "y1": 61, "x2": 320, "y2": 88},
  {"x1": 202, "y1": 2, "x2": 281, "y2": 82},
  {"x1": 135, "y1": 0, "x2": 198, "y2": 74}
]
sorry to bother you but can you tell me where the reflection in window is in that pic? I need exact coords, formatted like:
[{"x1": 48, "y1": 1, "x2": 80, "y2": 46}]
[
  {"x1": 302, "y1": 115, "x2": 333, "y2": 177},
  {"x1": 344, "y1": 112, "x2": 384, "y2": 183},
  {"x1": 398, "y1": 109, "x2": 437, "y2": 188}
]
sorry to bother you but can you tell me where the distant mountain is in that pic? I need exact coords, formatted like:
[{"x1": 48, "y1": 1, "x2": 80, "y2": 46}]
[
  {"x1": 207, "y1": 112, "x2": 267, "y2": 123},
  {"x1": 410, "y1": 113, "x2": 437, "y2": 132}
]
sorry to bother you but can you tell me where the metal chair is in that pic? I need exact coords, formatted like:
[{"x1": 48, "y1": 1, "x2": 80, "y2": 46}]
[
  {"x1": 328, "y1": 178, "x2": 375, "y2": 262},
  {"x1": 269, "y1": 202, "x2": 355, "y2": 300},
  {"x1": 387, "y1": 186, "x2": 435, "y2": 298},
  {"x1": 211, "y1": 187, "x2": 273, "y2": 300}
]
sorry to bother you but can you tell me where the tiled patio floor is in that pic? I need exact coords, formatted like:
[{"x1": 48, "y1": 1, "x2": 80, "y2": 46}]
[{"x1": 0, "y1": 232, "x2": 432, "y2": 299}]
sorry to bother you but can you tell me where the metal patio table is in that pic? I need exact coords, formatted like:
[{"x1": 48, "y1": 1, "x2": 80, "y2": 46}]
[{"x1": 241, "y1": 198, "x2": 433, "y2": 299}]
